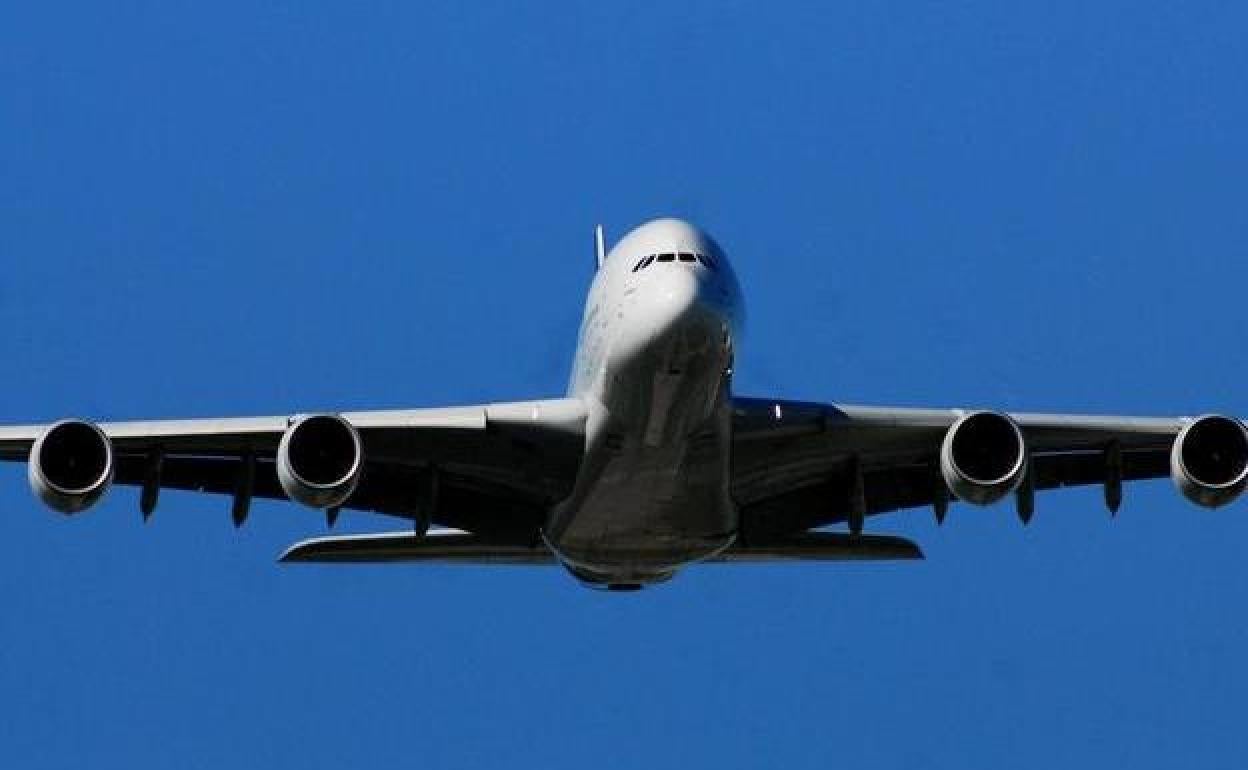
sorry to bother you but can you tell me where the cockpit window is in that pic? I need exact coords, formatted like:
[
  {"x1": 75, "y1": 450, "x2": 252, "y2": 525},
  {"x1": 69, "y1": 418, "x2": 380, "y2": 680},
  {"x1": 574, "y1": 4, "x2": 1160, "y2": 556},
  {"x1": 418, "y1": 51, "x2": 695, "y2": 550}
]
[
  {"x1": 631, "y1": 255, "x2": 657, "y2": 273},
  {"x1": 633, "y1": 252, "x2": 720, "y2": 272}
]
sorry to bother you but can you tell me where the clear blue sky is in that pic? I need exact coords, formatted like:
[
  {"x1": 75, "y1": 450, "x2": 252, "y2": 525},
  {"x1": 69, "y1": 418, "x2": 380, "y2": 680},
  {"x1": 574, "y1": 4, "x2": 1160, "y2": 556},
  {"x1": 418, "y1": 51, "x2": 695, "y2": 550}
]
[{"x1": 3, "y1": 2, "x2": 1247, "y2": 768}]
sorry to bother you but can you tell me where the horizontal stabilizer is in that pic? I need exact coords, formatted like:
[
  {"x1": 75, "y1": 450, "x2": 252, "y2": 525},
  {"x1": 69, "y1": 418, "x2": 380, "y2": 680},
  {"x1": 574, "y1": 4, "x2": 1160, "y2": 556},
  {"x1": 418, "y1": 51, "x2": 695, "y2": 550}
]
[
  {"x1": 712, "y1": 531, "x2": 923, "y2": 562},
  {"x1": 279, "y1": 529, "x2": 556, "y2": 565}
]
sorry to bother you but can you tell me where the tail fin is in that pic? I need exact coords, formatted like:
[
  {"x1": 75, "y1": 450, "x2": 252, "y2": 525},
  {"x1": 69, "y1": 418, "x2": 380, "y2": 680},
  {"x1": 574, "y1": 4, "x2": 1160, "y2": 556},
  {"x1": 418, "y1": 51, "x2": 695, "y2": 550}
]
[{"x1": 594, "y1": 224, "x2": 606, "y2": 270}]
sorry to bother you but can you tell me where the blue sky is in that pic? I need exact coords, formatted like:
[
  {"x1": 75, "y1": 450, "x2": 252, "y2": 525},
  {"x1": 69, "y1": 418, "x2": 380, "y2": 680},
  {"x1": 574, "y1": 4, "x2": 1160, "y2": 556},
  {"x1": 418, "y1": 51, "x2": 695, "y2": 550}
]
[{"x1": 3, "y1": 2, "x2": 1248, "y2": 768}]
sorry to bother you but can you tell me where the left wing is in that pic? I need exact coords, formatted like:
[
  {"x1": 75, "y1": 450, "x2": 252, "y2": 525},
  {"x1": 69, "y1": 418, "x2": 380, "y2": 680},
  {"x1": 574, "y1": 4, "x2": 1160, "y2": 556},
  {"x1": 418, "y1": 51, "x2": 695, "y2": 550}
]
[
  {"x1": 732, "y1": 397, "x2": 1241, "y2": 538},
  {"x1": 0, "y1": 399, "x2": 587, "y2": 540}
]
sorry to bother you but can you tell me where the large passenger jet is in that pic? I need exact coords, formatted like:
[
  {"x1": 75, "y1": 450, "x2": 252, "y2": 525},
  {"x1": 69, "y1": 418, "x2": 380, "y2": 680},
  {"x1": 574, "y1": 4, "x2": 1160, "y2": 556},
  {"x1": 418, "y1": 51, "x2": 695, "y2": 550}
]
[{"x1": 3, "y1": 218, "x2": 1245, "y2": 589}]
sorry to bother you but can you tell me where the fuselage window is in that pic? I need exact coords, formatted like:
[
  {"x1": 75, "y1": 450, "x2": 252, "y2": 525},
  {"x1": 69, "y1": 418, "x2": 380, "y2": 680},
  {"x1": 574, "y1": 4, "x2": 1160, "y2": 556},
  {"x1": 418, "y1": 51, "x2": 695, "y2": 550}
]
[
  {"x1": 642, "y1": 255, "x2": 655, "y2": 269},
  {"x1": 657, "y1": 253, "x2": 675, "y2": 262},
  {"x1": 697, "y1": 254, "x2": 717, "y2": 270}
]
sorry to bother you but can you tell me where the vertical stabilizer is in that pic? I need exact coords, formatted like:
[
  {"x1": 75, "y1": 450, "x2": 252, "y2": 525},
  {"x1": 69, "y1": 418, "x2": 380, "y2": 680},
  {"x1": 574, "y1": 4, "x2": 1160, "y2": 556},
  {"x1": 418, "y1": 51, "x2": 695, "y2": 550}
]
[{"x1": 594, "y1": 224, "x2": 606, "y2": 270}]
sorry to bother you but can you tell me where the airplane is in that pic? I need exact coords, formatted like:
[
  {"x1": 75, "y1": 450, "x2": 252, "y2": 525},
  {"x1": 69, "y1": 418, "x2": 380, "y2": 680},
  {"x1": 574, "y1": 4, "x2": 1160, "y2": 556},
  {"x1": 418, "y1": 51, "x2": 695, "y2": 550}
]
[{"x1": 2, "y1": 217, "x2": 1246, "y2": 590}]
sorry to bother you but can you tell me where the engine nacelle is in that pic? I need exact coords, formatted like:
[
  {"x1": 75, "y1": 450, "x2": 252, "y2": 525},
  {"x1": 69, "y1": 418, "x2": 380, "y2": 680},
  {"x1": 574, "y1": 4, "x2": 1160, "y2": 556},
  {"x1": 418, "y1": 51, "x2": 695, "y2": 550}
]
[
  {"x1": 277, "y1": 414, "x2": 363, "y2": 509},
  {"x1": 940, "y1": 411, "x2": 1027, "y2": 506},
  {"x1": 28, "y1": 419, "x2": 114, "y2": 514},
  {"x1": 1171, "y1": 414, "x2": 1248, "y2": 508}
]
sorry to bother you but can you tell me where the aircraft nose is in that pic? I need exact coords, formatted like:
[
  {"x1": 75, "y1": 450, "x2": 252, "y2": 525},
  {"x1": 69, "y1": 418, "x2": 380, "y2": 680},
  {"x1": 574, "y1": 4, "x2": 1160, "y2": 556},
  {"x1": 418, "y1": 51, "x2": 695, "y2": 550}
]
[
  {"x1": 634, "y1": 265, "x2": 723, "y2": 351},
  {"x1": 605, "y1": 260, "x2": 732, "y2": 398},
  {"x1": 654, "y1": 265, "x2": 702, "y2": 321}
]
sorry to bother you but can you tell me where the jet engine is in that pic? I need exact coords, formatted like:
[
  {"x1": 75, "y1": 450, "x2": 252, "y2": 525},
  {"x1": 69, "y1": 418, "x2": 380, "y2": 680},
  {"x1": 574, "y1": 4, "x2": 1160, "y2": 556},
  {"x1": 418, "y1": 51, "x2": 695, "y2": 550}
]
[
  {"x1": 28, "y1": 419, "x2": 114, "y2": 514},
  {"x1": 940, "y1": 411, "x2": 1027, "y2": 505},
  {"x1": 276, "y1": 414, "x2": 363, "y2": 509},
  {"x1": 1170, "y1": 414, "x2": 1248, "y2": 508}
]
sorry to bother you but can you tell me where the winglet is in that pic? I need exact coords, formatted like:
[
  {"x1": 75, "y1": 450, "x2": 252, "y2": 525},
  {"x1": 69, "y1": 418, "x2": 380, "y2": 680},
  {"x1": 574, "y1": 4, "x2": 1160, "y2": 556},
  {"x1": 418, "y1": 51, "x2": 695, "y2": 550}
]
[{"x1": 594, "y1": 224, "x2": 606, "y2": 270}]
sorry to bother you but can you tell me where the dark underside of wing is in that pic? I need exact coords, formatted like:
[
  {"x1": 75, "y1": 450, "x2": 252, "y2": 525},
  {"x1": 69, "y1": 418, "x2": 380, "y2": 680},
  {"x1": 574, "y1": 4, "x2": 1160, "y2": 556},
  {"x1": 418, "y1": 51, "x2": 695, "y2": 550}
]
[
  {"x1": 67, "y1": 404, "x2": 589, "y2": 538},
  {"x1": 738, "y1": 448, "x2": 1169, "y2": 538},
  {"x1": 112, "y1": 443, "x2": 570, "y2": 541},
  {"x1": 71, "y1": 433, "x2": 1173, "y2": 541}
]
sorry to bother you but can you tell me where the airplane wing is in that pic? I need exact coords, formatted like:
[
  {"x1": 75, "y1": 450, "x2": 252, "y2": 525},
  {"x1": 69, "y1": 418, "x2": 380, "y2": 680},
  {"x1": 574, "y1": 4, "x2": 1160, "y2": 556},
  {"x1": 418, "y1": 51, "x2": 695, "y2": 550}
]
[
  {"x1": 730, "y1": 397, "x2": 1231, "y2": 538},
  {"x1": 4, "y1": 393, "x2": 1237, "y2": 565},
  {"x1": 0, "y1": 399, "x2": 587, "y2": 540}
]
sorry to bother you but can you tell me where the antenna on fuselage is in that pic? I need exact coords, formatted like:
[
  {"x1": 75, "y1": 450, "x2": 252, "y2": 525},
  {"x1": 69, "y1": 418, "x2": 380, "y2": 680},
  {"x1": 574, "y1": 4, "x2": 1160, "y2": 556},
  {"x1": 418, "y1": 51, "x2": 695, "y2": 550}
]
[{"x1": 594, "y1": 224, "x2": 606, "y2": 270}]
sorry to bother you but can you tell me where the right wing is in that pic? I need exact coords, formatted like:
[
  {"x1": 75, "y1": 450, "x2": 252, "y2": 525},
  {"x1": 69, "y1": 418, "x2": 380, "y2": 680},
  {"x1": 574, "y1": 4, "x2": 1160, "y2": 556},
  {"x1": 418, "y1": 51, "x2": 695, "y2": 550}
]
[{"x1": 0, "y1": 399, "x2": 587, "y2": 540}]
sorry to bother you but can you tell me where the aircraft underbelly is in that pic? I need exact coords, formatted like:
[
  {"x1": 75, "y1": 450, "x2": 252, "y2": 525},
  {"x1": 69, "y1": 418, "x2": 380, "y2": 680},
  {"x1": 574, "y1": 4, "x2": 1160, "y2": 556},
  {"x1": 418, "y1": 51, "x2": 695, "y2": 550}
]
[
  {"x1": 568, "y1": 445, "x2": 732, "y2": 561},
  {"x1": 546, "y1": 298, "x2": 736, "y2": 583}
]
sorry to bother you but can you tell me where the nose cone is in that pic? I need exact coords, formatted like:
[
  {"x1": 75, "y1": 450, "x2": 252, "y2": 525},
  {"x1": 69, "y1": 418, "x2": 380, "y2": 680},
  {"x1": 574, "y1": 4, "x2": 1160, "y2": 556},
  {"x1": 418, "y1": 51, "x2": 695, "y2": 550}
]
[
  {"x1": 613, "y1": 265, "x2": 725, "y2": 371},
  {"x1": 640, "y1": 266, "x2": 715, "y2": 345},
  {"x1": 651, "y1": 265, "x2": 702, "y2": 326}
]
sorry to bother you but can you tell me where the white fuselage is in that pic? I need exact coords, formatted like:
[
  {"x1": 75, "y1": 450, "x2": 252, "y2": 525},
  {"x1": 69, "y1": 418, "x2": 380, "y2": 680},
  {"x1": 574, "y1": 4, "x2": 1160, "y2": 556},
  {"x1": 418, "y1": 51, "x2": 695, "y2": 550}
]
[{"x1": 545, "y1": 219, "x2": 745, "y2": 588}]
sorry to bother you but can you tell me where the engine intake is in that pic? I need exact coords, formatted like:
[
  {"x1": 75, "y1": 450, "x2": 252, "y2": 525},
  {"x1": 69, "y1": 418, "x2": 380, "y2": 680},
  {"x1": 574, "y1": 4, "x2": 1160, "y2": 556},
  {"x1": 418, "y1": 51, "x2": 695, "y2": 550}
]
[
  {"x1": 29, "y1": 419, "x2": 114, "y2": 514},
  {"x1": 940, "y1": 411, "x2": 1027, "y2": 505},
  {"x1": 277, "y1": 414, "x2": 363, "y2": 509},
  {"x1": 1171, "y1": 414, "x2": 1248, "y2": 508}
]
